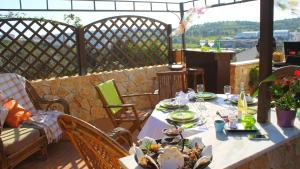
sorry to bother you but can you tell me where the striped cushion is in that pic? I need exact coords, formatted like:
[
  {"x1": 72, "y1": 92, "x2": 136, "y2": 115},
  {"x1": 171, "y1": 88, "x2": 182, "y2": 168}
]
[{"x1": 0, "y1": 73, "x2": 36, "y2": 114}]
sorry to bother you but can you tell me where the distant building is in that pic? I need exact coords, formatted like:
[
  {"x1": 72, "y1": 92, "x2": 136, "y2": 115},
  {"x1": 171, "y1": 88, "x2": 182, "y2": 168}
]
[
  {"x1": 235, "y1": 30, "x2": 290, "y2": 41},
  {"x1": 289, "y1": 31, "x2": 300, "y2": 41},
  {"x1": 235, "y1": 31, "x2": 259, "y2": 39},
  {"x1": 273, "y1": 30, "x2": 289, "y2": 41}
]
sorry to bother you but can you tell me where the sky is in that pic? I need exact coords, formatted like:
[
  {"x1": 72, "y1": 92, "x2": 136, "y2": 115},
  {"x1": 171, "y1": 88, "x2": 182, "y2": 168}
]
[{"x1": 0, "y1": 0, "x2": 299, "y2": 27}]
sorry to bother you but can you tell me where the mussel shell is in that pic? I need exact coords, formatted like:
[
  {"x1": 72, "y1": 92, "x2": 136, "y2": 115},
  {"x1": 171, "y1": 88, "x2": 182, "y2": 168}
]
[
  {"x1": 201, "y1": 145, "x2": 212, "y2": 157},
  {"x1": 189, "y1": 137, "x2": 205, "y2": 149},
  {"x1": 193, "y1": 155, "x2": 213, "y2": 169},
  {"x1": 157, "y1": 147, "x2": 185, "y2": 169},
  {"x1": 161, "y1": 136, "x2": 181, "y2": 145},
  {"x1": 129, "y1": 144, "x2": 145, "y2": 162},
  {"x1": 137, "y1": 155, "x2": 159, "y2": 169},
  {"x1": 162, "y1": 128, "x2": 183, "y2": 137}
]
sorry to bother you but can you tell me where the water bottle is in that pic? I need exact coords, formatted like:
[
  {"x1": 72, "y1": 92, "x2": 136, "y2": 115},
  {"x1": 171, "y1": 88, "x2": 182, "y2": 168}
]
[{"x1": 216, "y1": 40, "x2": 221, "y2": 52}]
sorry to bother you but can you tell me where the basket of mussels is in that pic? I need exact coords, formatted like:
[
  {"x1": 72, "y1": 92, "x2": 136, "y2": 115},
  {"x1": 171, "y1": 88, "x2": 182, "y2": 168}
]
[{"x1": 129, "y1": 134, "x2": 212, "y2": 169}]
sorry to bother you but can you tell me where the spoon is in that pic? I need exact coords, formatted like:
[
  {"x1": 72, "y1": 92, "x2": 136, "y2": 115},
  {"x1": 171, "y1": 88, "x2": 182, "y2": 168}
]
[
  {"x1": 216, "y1": 111, "x2": 223, "y2": 119},
  {"x1": 216, "y1": 111, "x2": 229, "y2": 122}
]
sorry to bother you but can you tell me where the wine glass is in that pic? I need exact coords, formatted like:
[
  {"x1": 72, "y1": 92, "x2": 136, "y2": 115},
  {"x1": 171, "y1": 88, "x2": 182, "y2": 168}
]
[
  {"x1": 197, "y1": 98, "x2": 209, "y2": 119},
  {"x1": 197, "y1": 84, "x2": 205, "y2": 94},
  {"x1": 208, "y1": 40, "x2": 215, "y2": 49},
  {"x1": 199, "y1": 40, "x2": 206, "y2": 48},
  {"x1": 224, "y1": 85, "x2": 231, "y2": 102}
]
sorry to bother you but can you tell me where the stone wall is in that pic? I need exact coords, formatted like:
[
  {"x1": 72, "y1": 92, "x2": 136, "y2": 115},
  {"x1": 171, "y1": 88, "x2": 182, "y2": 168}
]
[
  {"x1": 230, "y1": 59, "x2": 259, "y2": 94},
  {"x1": 30, "y1": 65, "x2": 168, "y2": 122},
  {"x1": 30, "y1": 60, "x2": 260, "y2": 122}
]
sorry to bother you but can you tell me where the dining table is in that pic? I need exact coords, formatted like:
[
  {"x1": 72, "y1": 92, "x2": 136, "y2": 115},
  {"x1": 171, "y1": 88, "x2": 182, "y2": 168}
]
[
  {"x1": 137, "y1": 94, "x2": 230, "y2": 140},
  {"x1": 119, "y1": 94, "x2": 300, "y2": 169}
]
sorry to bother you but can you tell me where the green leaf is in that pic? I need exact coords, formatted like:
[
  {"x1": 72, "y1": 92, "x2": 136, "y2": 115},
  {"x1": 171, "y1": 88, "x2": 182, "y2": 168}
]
[
  {"x1": 252, "y1": 89, "x2": 259, "y2": 98},
  {"x1": 259, "y1": 74, "x2": 276, "y2": 85},
  {"x1": 297, "y1": 108, "x2": 300, "y2": 119},
  {"x1": 252, "y1": 74, "x2": 276, "y2": 98}
]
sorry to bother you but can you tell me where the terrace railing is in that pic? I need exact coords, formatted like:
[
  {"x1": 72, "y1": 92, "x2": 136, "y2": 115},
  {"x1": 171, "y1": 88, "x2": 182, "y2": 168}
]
[{"x1": 0, "y1": 16, "x2": 172, "y2": 80}]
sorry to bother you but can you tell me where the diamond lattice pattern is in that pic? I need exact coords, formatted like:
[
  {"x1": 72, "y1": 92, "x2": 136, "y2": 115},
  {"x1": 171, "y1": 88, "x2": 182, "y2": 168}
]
[
  {"x1": 84, "y1": 16, "x2": 170, "y2": 73},
  {"x1": 0, "y1": 19, "x2": 78, "y2": 79}
]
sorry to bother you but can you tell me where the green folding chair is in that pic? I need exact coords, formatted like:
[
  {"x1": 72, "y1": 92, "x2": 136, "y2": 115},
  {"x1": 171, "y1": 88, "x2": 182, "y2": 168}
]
[{"x1": 95, "y1": 79, "x2": 154, "y2": 132}]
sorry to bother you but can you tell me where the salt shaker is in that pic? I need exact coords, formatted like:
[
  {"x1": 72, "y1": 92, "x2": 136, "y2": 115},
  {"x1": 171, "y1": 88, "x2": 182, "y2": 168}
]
[{"x1": 228, "y1": 111, "x2": 238, "y2": 129}]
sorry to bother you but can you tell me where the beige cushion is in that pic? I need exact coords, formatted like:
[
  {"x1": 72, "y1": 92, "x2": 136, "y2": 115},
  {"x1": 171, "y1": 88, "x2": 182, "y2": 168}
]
[{"x1": 1, "y1": 128, "x2": 41, "y2": 156}]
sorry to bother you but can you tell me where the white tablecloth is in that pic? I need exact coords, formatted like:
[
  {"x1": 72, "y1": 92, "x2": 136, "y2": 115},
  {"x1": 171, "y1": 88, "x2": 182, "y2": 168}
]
[
  {"x1": 138, "y1": 94, "x2": 230, "y2": 139},
  {"x1": 120, "y1": 95, "x2": 300, "y2": 169}
]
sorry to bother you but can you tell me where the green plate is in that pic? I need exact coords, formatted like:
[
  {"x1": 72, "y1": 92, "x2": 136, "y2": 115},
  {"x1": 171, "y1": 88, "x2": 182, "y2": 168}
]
[
  {"x1": 160, "y1": 99, "x2": 186, "y2": 109},
  {"x1": 169, "y1": 110, "x2": 196, "y2": 122},
  {"x1": 230, "y1": 98, "x2": 258, "y2": 106},
  {"x1": 195, "y1": 92, "x2": 217, "y2": 100}
]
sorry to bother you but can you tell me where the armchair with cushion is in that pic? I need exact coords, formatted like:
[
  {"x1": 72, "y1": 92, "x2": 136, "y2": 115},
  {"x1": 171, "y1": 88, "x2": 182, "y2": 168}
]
[
  {"x1": 95, "y1": 79, "x2": 154, "y2": 132},
  {"x1": 58, "y1": 114, "x2": 132, "y2": 169},
  {"x1": 0, "y1": 73, "x2": 70, "y2": 169}
]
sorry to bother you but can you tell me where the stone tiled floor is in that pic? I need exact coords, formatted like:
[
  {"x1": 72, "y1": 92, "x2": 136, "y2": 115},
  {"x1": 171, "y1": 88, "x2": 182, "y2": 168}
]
[{"x1": 16, "y1": 141, "x2": 87, "y2": 169}]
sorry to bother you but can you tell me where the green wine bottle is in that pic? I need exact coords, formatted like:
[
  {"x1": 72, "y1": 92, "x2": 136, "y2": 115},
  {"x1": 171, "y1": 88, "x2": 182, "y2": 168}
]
[{"x1": 237, "y1": 82, "x2": 248, "y2": 120}]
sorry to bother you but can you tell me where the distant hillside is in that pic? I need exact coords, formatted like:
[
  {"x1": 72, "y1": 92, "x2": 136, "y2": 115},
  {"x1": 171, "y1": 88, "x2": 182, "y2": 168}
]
[
  {"x1": 274, "y1": 18, "x2": 300, "y2": 31},
  {"x1": 186, "y1": 18, "x2": 300, "y2": 37},
  {"x1": 186, "y1": 21, "x2": 259, "y2": 38},
  {"x1": 173, "y1": 18, "x2": 300, "y2": 45}
]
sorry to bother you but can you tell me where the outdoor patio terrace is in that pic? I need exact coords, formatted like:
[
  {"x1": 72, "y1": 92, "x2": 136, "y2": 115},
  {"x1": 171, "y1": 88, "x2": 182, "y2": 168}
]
[
  {"x1": 1, "y1": 0, "x2": 300, "y2": 168},
  {"x1": 8, "y1": 61, "x2": 300, "y2": 169}
]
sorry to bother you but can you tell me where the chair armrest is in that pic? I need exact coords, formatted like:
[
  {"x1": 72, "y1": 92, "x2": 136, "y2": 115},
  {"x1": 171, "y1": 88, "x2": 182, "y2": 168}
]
[
  {"x1": 104, "y1": 104, "x2": 135, "y2": 108},
  {"x1": 122, "y1": 92, "x2": 156, "y2": 98},
  {"x1": 122, "y1": 92, "x2": 158, "y2": 109},
  {"x1": 108, "y1": 127, "x2": 133, "y2": 147},
  {"x1": 37, "y1": 98, "x2": 70, "y2": 115}
]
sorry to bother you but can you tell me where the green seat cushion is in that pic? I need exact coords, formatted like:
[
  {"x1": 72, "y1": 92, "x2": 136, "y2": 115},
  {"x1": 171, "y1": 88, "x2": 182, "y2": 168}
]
[
  {"x1": 96, "y1": 80, "x2": 122, "y2": 114},
  {"x1": 1, "y1": 128, "x2": 41, "y2": 156}
]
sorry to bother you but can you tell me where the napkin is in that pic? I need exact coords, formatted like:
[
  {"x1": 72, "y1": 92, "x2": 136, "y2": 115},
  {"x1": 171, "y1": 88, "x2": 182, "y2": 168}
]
[
  {"x1": 175, "y1": 91, "x2": 191, "y2": 105},
  {"x1": 175, "y1": 90, "x2": 196, "y2": 105},
  {"x1": 231, "y1": 95, "x2": 253, "y2": 102}
]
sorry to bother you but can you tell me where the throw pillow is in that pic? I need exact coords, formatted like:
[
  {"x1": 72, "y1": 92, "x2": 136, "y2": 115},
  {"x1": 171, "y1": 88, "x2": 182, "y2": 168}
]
[{"x1": 3, "y1": 99, "x2": 32, "y2": 128}]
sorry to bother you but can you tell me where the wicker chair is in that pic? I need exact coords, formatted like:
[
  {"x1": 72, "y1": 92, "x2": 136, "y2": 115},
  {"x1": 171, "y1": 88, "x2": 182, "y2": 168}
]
[
  {"x1": 0, "y1": 73, "x2": 70, "y2": 169},
  {"x1": 58, "y1": 114, "x2": 131, "y2": 169},
  {"x1": 156, "y1": 70, "x2": 188, "y2": 101},
  {"x1": 95, "y1": 79, "x2": 154, "y2": 132}
]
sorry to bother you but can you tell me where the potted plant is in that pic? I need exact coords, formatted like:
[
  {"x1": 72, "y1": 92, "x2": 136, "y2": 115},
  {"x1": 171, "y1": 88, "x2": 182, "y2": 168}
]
[{"x1": 253, "y1": 68, "x2": 300, "y2": 127}]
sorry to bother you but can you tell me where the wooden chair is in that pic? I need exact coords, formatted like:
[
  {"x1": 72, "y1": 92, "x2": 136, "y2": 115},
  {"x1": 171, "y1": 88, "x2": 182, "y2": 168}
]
[
  {"x1": 95, "y1": 79, "x2": 153, "y2": 132},
  {"x1": 187, "y1": 68, "x2": 206, "y2": 92},
  {"x1": 58, "y1": 114, "x2": 131, "y2": 169},
  {"x1": 0, "y1": 73, "x2": 70, "y2": 169},
  {"x1": 156, "y1": 70, "x2": 188, "y2": 101}
]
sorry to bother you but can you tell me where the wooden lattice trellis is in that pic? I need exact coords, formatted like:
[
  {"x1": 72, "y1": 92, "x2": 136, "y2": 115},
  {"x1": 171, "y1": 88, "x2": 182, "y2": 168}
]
[
  {"x1": 0, "y1": 18, "x2": 78, "y2": 79},
  {"x1": 0, "y1": 16, "x2": 172, "y2": 80},
  {"x1": 83, "y1": 15, "x2": 172, "y2": 73}
]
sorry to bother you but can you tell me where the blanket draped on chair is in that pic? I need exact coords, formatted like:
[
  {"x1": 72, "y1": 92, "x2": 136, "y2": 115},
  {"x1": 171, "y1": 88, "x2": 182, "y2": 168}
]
[{"x1": 0, "y1": 73, "x2": 63, "y2": 143}]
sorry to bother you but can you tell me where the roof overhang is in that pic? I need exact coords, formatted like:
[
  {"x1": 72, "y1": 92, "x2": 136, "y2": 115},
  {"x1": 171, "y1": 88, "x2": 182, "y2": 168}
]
[{"x1": 0, "y1": 0, "x2": 257, "y2": 12}]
